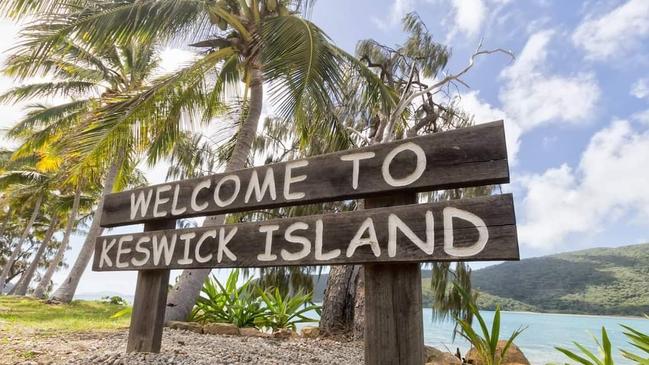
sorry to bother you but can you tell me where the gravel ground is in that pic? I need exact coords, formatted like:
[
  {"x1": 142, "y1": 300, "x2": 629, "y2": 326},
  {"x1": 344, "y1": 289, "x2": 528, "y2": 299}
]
[{"x1": 1, "y1": 327, "x2": 364, "y2": 365}]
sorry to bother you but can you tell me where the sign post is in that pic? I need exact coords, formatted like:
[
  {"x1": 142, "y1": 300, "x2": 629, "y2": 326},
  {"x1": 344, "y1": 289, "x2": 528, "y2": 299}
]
[{"x1": 92, "y1": 121, "x2": 518, "y2": 364}]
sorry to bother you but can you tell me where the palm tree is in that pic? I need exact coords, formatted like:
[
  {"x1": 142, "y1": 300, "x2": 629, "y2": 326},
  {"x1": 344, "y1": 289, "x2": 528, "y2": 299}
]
[
  {"x1": 0, "y1": 30, "x2": 172, "y2": 302},
  {"x1": 2, "y1": 1, "x2": 391, "y2": 319},
  {"x1": 0, "y1": 169, "x2": 52, "y2": 294},
  {"x1": 12, "y1": 215, "x2": 59, "y2": 295},
  {"x1": 32, "y1": 187, "x2": 83, "y2": 298}
]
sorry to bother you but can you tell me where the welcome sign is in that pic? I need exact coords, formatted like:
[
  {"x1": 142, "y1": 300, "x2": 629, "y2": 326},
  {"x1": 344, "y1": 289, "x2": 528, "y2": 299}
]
[
  {"x1": 92, "y1": 121, "x2": 519, "y2": 360},
  {"x1": 94, "y1": 194, "x2": 517, "y2": 271}
]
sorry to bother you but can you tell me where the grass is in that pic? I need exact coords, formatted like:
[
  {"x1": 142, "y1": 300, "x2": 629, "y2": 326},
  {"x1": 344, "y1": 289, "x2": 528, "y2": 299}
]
[{"x1": 0, "y1": 295, "x2": 131, "y2": 333}]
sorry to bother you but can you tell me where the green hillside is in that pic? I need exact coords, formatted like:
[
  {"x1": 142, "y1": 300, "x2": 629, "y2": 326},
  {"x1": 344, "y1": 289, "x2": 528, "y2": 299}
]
[
  {"x1": 311, "y1": 243, "x2": 649, "y2": 316},
  {"x1": 472, "y1": 243, "x2": 649, "y2": 316}
]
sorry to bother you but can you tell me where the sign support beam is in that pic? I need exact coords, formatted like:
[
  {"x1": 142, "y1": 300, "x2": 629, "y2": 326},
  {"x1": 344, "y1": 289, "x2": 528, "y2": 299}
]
[
  {"x1": 364, "y1": 193, "x2": 424, "y2": 365},
  {"x1": 126, "y1": 220, "x2": 175, "y2": 353}
]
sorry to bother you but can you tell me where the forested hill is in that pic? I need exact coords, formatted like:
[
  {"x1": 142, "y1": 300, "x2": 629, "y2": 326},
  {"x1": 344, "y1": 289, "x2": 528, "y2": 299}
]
[
  {"x1": 472, "y1": 242, "x2": 649, "y2": 316},
  {"x1": 312, "y1": 243, "x2": 649, "y2": 316}
]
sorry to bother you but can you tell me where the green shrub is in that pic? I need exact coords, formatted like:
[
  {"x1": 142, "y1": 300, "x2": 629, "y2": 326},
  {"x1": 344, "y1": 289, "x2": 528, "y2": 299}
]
[
  {"x1": 190, "y1": 269, "x2": 267, "y2": 328},
  {"x1": 555, "y1": 316, "x2": 649, "y2": 364},
  {"x1": 102, "y1": 295, "x2": 127, "y2": 306},
  {"x1": 620, "y1": 315, "x2": 649, "y2": 363},
  {"x1": 255, "y1": 288, "x2": 320, "y2": 331},
  {"x1": 454, "y1": 284, "x2": 525, "y2": 365}
]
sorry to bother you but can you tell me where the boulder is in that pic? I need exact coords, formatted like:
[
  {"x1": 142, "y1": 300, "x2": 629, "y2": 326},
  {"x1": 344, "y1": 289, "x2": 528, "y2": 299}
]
[
  {"x1": 240, "y1": 327, "x2": 268, "y2": 337},
  {"x1": 167, "y1": 321, "x2": 203, "y2": 334},
  {"x1": 272, "y1": 329, "x2": 295, "y2": 339},
  {"x1": 466, "y1": 340, "x2": 530, "y2": 365},
  {"x1": 425, "y1": 345, "x2": 462, "y2": 365},
  {"x1": 203, "y1": 323, "x2": 240, "y2": 336},
  {"x1": 301, "y1": 326, "x2": 320, "y2": 338}
]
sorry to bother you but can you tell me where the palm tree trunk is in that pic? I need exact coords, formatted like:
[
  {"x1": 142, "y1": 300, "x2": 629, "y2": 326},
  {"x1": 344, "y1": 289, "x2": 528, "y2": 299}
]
[
  {"x1": 0, "y1": 195, "x2": 43, "y2": 294},
  {"x1": 13, "y1": 218, "x2": 59, "y2": 296},
  {"x1": 50, "y1": 161, "x2": 120, "y2": 303},
  {"x1": 33, "y1": 187, "x2": 81, "y2": 299},
  {"x1": 0, "y1": 212, "x2": 10, "y2": 243},
  {"x1": 165, "y1": 66, "x2": 264, "y2": 322}
]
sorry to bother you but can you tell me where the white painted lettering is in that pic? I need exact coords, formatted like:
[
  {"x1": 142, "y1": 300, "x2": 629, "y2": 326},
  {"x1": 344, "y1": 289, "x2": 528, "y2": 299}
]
[
  {"x1": 171, "y1": 184, "x2": 187, "y2": 215},
  {"x1": 214, "y1": 175, "x2": 240, "y2": 207},
  {"x1": 245, "y1": 168, "x2": 277, "y2": 203},
  {"x1": 382, "y1": 142, "x2": 426, "y2": 187},
  {"x1": 115, "y1": 235, "x2": 133, "y2": 269},
  {"x1": 281, "y1": 222, "x2": 311, "y2": 261},
  {"x1": 191, "y1": 179, "x2": 211, "y2": 212},
  {"x1": 218, "y1": 227, "x2": 238, "y2": 262},
  {"x1": 258, "y1": 225, "x2": 280, "y2": 261},
  {"x1": 346, "y1": 218, "x2": 380, "y2": 257},
  {"x1": 284, "y1": 160, "x2": 308, "y2": 200},
  {"x1": 388, "y1": 211, "x2": 434, "y2": 257},
  {"x1": 178, "y1": 232, "x2": 196, "y2": 265},
  {"x1": 152, "y1": 233, "x2": 177, "y2": 266},
  {"x1": 99, "y1": 238, "x2": 117, "y2": 268},
  {"x1": 131, "y1": 236, "x2": 151, "y2": 267},
  {"x1": 195, "y1": 230, "x2": 215, "y2": 264},
  {"x1": 315, "y1": 219, "x2": 340, "y2": 260},
  {"x1": 340, "y1": 152, "x2": 376, "y2": 190},
  {"x1": 153, "y1": 185, "x2": 172, "y2": 218},
  {"x1": 130, "y1": 190, "x2": 153, "y2": 220},
  {"x1": 443, "y1": 207, "x2": 488, "y2": 257}
]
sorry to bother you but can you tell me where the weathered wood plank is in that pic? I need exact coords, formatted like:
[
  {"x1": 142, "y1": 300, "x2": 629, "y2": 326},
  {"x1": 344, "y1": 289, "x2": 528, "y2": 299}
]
[
  {"x1": 100, "y1": 121, "x2": 509, "y2": 227},
  {"x1": 364, "y1": 193, "x2": 425, "y2": 365},
  {"x1": 126, "y1": 220, "x2": 174, "y2": 353},
  {"x1": 93, "y1": 194, "x2": 518, "y2": 271}
]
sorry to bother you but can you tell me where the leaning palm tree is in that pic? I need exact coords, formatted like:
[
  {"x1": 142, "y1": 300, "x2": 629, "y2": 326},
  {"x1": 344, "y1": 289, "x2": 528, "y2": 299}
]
[
  {"x1": 0, "y1": 167, "x2": 53, "y2": 294},
  {"x1": 4, "y1": 0, "x2": 390, "y2": 320},
  {"x1": 0, "y1": 29, "x2": 174, "y2": 302},
  {"x1": 12, "y1": 213, "x2": 59, "y2": 295}
]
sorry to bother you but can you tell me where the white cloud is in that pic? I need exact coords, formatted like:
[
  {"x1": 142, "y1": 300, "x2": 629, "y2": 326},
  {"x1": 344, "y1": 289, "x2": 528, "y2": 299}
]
[
  {"x1": 519, "y1": 119, "x2": 649, "y2": 249},
  {"x1": 572, "y1": 0, "x2": 649, "y2": 60},
  {"x1": 631, "y1": 78, "x2": 649, "y2": 100},
  {"x1": 456, "y1": 91, "x2": 521, "y2": 162},
  {"x1": 157, "y1": 47, "x2": 199, "y2": 75},
  {"x1": 449, "y1": 0, "x2": 487, "y2": 38},
  {"x1": 372, "y1": 0, "x2": 415, "y2": 30},
  {"x1": 457, "y1": 30, "x2": 600, "y2": 163},
  {"x1": 500, "y1": 30, "x2": 600, "y2": 130}
]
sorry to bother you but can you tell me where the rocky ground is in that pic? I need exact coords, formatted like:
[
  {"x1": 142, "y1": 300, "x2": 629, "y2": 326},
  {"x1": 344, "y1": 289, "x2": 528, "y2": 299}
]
[{"x1": 1, "y1": 327, "x2": 364, "y2": 365}]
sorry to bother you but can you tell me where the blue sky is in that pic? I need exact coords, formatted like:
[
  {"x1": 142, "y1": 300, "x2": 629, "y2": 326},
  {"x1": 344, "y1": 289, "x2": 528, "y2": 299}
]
[{"x1": 1, "y1": 0, "x2": 649, "y2": 295}]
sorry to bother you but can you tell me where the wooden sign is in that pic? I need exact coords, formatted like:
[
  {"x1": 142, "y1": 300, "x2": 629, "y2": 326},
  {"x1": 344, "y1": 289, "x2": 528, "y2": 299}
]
[
  {"x1": 92, "y1": 121, "x2": 518, "y2": 364},
  {"x1": 100, "y1": 121, "x2": 508, "y2": 227},
  {"x1": 93, "y1": 194, "x2": 518, "y2": 271}
]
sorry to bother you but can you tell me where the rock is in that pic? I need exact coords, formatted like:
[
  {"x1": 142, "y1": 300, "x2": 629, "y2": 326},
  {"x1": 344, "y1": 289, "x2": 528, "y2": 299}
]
[
  {"x1": 272, "y1": 329, "x2": 294, "y2": 339},
  {"x1": 466, "y1": 340, "x2": 530, "y2": 365},
  {"x1": 203, "y1": 323, "x2": 240, "y2": 336},
  {"x1": 301, "y1": 326, "x2": 320, "y2": 338},
  {"x1": 239, "y1": 327, "x2": 267, "y2": 337},
  {"x1": 167, "y1": 321, "x2": 203, "y2": 334},
  {"x1": 425, "y1": 345, "x2": 461, "y2": 365}
]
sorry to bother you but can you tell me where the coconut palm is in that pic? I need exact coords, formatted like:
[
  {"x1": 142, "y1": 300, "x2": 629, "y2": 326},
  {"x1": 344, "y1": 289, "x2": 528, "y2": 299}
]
[
  {"x1": 0, "y1": 168, "x2": 53, "y2": 294},
  {"x1": 0, "y1": 29, "x2": 174, "y2": 302},
  {"x1": 12, "y1": 215, "x2": 59, "y2": 295},
  {"x1": 2, "y1": 0, "x2": 392, "y2": 319}
]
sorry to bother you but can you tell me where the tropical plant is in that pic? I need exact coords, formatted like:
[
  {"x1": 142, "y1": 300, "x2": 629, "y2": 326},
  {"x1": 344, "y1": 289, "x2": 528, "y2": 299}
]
[
  {"x1": 621, "y1": 316, "x2": 649, "y2": 363},
  {"x1": 256, "y1": 287, "x2": 319, "y2": 331},
  {"x1": 190, "y1": 269, "x2": 267, "y2": 328},
  {"x1": 556, "y1": 327, "x2": 615, "y2": 365},
  {"x1": 455, "y1": 285, "x2": 526, "y2": 365}
]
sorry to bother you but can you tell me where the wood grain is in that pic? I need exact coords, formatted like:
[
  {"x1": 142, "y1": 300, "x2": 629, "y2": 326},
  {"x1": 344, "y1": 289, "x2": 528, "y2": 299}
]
[
  {"x1": 364, "y1": 193, "x2": 425, "y2": 365},
  {"x1": 100, "y1": 121, "x2": 509, "y2": 227},
  {"x1": 93, "y1": 194, "x2": 518, "y2": 271},
  {"x1": 126, "y1": 220, "x2": 174, "y2": 353}
]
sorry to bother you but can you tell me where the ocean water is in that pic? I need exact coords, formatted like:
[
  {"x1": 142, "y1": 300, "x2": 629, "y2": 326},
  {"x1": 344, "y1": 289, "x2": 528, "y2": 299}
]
[{"x1": 421, "y1": 309, "x2": 649, "y2": 365}]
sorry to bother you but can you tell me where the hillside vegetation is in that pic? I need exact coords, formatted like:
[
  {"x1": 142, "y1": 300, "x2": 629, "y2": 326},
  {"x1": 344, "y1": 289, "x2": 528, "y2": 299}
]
[
  {"x1": 472, "y1": 243, "x2": 649, "y2": 316},
  {"x1": 313, "y1": 243, "x2": 649, "y2": 316}
]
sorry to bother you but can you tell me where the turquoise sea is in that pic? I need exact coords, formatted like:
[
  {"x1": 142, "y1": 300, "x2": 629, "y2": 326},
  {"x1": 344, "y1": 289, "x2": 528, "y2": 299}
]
[{"x1": 421, "y1": 309, "x2": 649, "y2": 365}]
